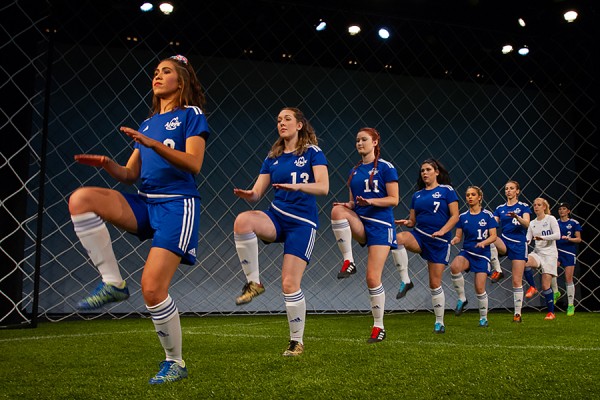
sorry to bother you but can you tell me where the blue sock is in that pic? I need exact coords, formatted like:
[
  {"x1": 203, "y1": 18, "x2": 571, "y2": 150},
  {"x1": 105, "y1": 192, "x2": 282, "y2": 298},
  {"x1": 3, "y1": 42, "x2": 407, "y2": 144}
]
[
  {"x1": 542, "y1": 288, "x2": 554, "y2": 313},
  {"x1": 524, "y1": 267, "x2": 536, "y2": 288}
]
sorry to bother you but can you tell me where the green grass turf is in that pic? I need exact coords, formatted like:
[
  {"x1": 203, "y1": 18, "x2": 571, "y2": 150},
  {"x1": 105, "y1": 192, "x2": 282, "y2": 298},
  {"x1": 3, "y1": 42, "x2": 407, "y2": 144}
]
[{"x1": 1, "y1": 311, "x2": 599, "y2": 399}]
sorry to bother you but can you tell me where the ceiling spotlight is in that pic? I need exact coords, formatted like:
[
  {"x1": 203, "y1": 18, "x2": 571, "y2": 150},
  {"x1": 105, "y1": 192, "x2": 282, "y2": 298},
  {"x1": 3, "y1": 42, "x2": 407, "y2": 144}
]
[
  {"x1": 378, "y1": 28, "x2": 390, "y2": 39},
  {"x1": 502, "y1": 45, "x2": 513, "y2": 54},
  {"x1": 159, "y1": 2, "x2": 174, "y2": 15},
  {"x1": 316, "y1": 20, "x2": 326, "y2": 31},
  {"x1": 518, "y1": 46, "x2": 529, "y2": 56},
  {"x1": 348, "y1": 25, "x2": 361, "y2": 35},
  {"x1": 518, "y1": 18, "x2": 526, "y2": 27},
  {"x1": 140, "y1": 2, "x2": 153, "y2": 12},
  {"x1": 564, "y1": 10, "x2": 578, "y2": 22}
]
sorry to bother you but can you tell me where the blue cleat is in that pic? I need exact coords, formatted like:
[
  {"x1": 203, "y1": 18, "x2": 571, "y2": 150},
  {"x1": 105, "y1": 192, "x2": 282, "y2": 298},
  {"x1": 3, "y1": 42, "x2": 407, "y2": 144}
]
[
  {"x1": 433, "y1": 322, "x2": 446, "y2": 334},
  {"x1": 77, "y1": 281, "x2": 129, "y2": 310},
  {"x1": 455, "y1": 299, "x2": 468, "y2": 316},
  {"x1": 479, "y1": 318, "x2": 489, "y2": 328},
  {"x1": 149, "y1": 360, "x2": 188, "y2": 384},
  {"x1": 396, "y1": 281, "x2": 414, "y2": 299}
]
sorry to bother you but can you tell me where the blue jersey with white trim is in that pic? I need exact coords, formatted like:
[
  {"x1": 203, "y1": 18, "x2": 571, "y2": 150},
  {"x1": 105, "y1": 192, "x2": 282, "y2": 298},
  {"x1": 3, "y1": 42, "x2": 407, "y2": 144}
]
[
  {"x1": 259, "y1": 145, "x2": 327, "y2": 227},
  {"x1": 135, "y1": 106, "x2": 209, "y2": 197},
  {"x1": 556, "y1": 218, "x2": 582, "y2": 254},
  {"x1": 493, "y1": 201, "x2": 531, "y2": 241},
  {"x1": 410, "y1": 184, "x2": 459, "y2": 239},
  {"x1": 456, "y1": 209, "x2": 498, "y2": 257},
  {"x1": 348, "y1": 158, "x2": 398, "y2": 225}
]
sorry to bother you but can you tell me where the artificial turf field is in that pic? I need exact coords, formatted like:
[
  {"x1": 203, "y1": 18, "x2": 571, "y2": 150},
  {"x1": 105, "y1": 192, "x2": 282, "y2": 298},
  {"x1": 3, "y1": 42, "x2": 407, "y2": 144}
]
[{"x1": 2, "y1": 311, "x2": 598, "y2": 399}]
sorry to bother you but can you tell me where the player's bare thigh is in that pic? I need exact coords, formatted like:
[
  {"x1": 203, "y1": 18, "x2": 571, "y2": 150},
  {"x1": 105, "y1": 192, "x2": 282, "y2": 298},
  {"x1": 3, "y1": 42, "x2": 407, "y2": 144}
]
[
  {"x1": 68, "y1": 186, "x2": 137, "y2": 232},
  {"x1": 234, "y1": 210, "x2": 277, "y2": 242}
]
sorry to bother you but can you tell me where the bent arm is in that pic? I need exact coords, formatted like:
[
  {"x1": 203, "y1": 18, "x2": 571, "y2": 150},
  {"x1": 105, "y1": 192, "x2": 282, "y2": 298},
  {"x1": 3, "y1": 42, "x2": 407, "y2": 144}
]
[{"x1": 365, "y1": 181, "x2": 399, "y2": 208}]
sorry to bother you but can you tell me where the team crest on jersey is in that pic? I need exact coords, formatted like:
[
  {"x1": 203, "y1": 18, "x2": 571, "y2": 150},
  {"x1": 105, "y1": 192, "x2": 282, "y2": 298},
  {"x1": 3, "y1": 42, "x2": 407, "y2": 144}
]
[
  {"x1": 294, "y1": 156, "x2": 307, "y2": 167},
  {"x1": 478, "y1": 219, "x2": 488, "y2": 227},
  {"x1": 432, "y1": 191, "x2": 441, "y2": 199},
  {"x1": 566, "y1": 223, "x2": 573, "y2": 229},
  {"x1": 165, "y1": 117, "x2": 182, "y2": 130},
  {"x1": 369, "y1": 168, "x2": 379, "y2": 175}
]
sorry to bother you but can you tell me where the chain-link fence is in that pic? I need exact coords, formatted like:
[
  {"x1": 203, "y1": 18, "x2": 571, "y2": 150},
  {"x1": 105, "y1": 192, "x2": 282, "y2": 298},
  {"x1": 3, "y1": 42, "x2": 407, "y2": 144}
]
[{"x1": 1, "y1": 0, "x2": 597, "y2": 327}]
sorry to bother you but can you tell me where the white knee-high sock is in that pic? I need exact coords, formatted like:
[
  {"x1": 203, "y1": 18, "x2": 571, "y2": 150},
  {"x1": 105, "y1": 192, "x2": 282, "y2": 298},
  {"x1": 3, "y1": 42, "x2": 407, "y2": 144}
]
[
  {"x1": 234, "y1": 232, "x2": 260, "y2": 284},
  {"x1": 331, "y1": 219, "x2": 354, "y2": 262},
  {"x1": 490, "y1": 244, "x2": 502, "y2": 273},
  {"x1": 567, "y1": 283, "x2": 575, "y2": 306},
  {"x1": 513, "y1": 286, "x2": 524, "y2": 315},
  {"x1": 391, "y1": 246, "x2": 410, "y2": 283},
  {"x1": 451, "y1": 272, "x2": 466, "y2": 302},
  {"x1": 71, "y1": 212, "x2": 123, "y2": 285},
  {"x1": 284, "y1": 289, "x2": 306, "y2": 344},
  {"x1": 431, "y1": 286, "x2": 445, "y2": 324},
  {"x1": 477, "y1": 292, "x2": 488, "y2": 319},
  {"x1": 369, "y1": 284, "x2": 385, "y2": 329},
  {"x1": 147, "y1": 295, "x2": 183, "y2": 365}
]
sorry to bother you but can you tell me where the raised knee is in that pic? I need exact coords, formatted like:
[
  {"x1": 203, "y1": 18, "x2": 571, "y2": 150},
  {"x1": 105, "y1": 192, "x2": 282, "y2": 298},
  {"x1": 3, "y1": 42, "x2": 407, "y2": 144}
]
[{"x1": 68, "y1": 188, "x2": 93, "y2": 215}]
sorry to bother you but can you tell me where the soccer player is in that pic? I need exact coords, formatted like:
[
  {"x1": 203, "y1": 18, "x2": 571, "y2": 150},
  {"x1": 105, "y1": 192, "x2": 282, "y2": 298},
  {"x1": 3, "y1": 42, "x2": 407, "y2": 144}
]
[
  {"x1": 392, "y1": 158, "x2": 459, "y2": 333},
  {"x1": 331, "y1": 128, "x2": 399, "y2": 343},
  {"x1": 554, "y1": 202, "x2": 582, "y2": 316},
  {"x1": 525, "y1": 198, "x2": 561, "y2": 320},
  {"x1": 232, "y1": 107, "x2": 329, "y2": 357},
  {"x1": 69, "y1": 55, "x2": 209, "y2": 384},
  {"x1": 492, "y1": 180, "x2": 531, "y2": 323},
  {"x1": 450, "y1": 186, "x2": 498, "y2": 327}
]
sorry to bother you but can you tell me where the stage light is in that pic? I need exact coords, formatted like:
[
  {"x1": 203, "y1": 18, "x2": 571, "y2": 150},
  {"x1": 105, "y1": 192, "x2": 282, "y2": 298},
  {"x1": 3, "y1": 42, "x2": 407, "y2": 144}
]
[
  {"x1": 348, "y1": 25, "x2": 361, "y2": 35},
  {"x1": 159, "y1": 2, "x2": 174, "y2": 15},
  {"x1": 518, "y1": 18, "x2": 526, "y2": 27},
  {"x1": 316, "y1": 20, "x2": 326, "y2": 31},
  {"x1": 518, "y1": 46, "x2": 529, "y2": 56},
  {"x1": 564, "y1": 10, "x2": 578, "y2": 22},
  {"x1": 502, "y1": 45, "x2": 513, "y2": 54},
  {"x1": 378, "y1": 28, "x2": 390, "y2": 39},
  {"x1": 140, "y1": 3, "x2": 153, "y2": 12}
]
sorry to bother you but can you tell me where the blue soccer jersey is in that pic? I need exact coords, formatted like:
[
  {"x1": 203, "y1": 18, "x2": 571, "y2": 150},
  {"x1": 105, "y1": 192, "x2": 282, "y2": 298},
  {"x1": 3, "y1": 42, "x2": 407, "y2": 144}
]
[
  {"x1": 456, "y1": 209, "x2": 498, "y2": 258},
  {"x1": 259, "y1": 145, "x2": 327, "y2": 228},
  {"x1": 557, "y1": 218, "x2": 582, "y2": 254},
  {"x1": 135, "y1": 106, "x2": 209, "y2": 196},
  {"x1": 411, "y1": 184, "x2": 459, "y2": 240},
  {"x1": 493, "y1": 201, "x2": 531, "y2": 241},
  {"x1": 349, "y1": 158, "x2": 398, "y2": 225}
]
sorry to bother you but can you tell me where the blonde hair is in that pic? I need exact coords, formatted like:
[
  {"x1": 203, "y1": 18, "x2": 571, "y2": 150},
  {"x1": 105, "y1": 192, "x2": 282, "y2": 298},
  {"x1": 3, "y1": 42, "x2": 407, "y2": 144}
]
[{"x1": 535, "y1": 197, "x2": 551, "y2": 215}]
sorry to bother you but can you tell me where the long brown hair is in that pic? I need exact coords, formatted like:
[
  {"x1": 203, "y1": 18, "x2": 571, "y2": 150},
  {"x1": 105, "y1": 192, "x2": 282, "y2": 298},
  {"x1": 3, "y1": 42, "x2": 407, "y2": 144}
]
[
  {"x1": 268, "y1": 107, "x2": 318, "y2": 158},
  {"x1": 149, "y1": 55, "x2": 206, "y2": 117},
  {"x1": 347, "y1": 127, "x2": 380, "y2": 189}
]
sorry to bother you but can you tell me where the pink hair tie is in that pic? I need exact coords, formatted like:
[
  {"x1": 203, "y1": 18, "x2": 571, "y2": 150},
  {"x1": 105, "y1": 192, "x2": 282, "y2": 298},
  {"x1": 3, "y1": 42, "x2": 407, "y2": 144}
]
[{"x1": 170, "y1": 55, "x2": 188, "y2": 64}]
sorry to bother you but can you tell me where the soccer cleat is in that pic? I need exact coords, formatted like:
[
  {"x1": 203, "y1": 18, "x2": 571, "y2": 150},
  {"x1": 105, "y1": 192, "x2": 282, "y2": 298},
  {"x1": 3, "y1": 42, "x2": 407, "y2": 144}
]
[
  {"x1": 544, "y1": 312, "x2": 556, "y2": 320},
  {"x1": 513, "y1": 314, "x2": 522, "y2": 323},
  {"x1": 396, "y1": 281, "x2": 414, "y2": 299},
  {"x1": 478, "y1": 318, "x2": 489, "y2": 328},
  {"x1": 282, "y1": 340, "x2": 304, "y2": 357},
  {"x1": 149, "y1": 360, "x2": 188, "y2": 384},
  {"x1": 337, "y1": 260, "x2": 357, "y2": 279},
  {"x1": 455, "y1": 299, "x2": 468, "y2": 316},
  {"x1": 235, "y1": 281, "x2": 265, "y2": 305},
  {"x1": 490, "y1": 271, "x2": 504, "y2": 283},
  {"x1": 567, "y1": 305, "x2": 575, "y2": 316},
  {"x1": 367, "y1": 326, "x2": 386, "y2": 343},
  {"x1": 525, "y1": 286, "x2": 538, "y2": 299},
  {"x1": 433, "y1": 322, "x2": 446, "y2": 334},
  {"x1": 554, "y1": 291, "x2": 561, "y2": 304},
  {"x1": 77, "y1": 281, "x2": 130, "y2": 310}
]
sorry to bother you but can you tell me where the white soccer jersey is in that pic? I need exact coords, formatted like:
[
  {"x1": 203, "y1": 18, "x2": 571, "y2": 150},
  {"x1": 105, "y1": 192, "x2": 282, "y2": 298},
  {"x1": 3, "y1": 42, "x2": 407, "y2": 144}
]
[{"x1": 526, "y1": 214, "x2": 560, "y2": 258}]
